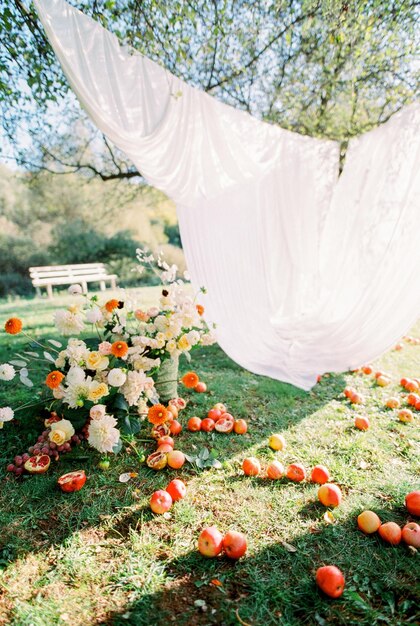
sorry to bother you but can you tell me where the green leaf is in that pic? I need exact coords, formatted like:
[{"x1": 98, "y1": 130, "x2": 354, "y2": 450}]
[{"x1": 119, "y1": 415, "x2": 140, "y2": 436}]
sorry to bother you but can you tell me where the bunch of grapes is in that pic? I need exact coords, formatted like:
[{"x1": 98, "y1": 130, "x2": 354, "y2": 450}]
[{"x1": 6, "y1": 429, "x2": 85, "y2": 477}]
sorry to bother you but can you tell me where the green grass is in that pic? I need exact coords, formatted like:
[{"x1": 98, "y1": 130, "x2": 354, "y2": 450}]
[{"x1": 0, "y1": 288, "x2": 419, "y2": 626}]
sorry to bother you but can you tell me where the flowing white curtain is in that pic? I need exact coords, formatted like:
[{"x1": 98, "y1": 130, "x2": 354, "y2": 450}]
[{"x1": 34, "y1": 0, "x2": 420, "y2": 390}]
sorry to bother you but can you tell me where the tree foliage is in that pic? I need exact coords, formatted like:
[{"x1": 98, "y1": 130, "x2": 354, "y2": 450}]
[{"x1": 0, "y1": 0, "x2": 419, "y2": 179}]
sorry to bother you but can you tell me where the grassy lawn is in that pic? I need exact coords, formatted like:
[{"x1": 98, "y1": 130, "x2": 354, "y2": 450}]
[{"x1": 0, "y1": 288, "x2": 419, "y2": 626}]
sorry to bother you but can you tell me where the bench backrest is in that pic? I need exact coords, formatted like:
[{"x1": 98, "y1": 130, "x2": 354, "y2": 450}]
[{"x1": 29, "y1": 263, "x2": 108, "y2": 281}]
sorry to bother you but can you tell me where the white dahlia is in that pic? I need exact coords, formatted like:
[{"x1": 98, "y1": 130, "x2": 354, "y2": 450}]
[
  {"x1": 88, "y1": 414, "x2": 120, "y2": 453},
  {"x1": 0, "y1": 364, "x2": 16, "y2": 381}
]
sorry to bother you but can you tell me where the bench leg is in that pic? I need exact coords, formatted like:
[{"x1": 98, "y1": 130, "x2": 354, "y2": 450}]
[
  {"x1": 111, "y1": 277, "x2": 116, "y2": 290},
  {"x1": 82, "y1": 281, "x2": 88, "y2": 294},
  {"x1": 100, "y1": 280, "x2": 106, "y2": 291},
  {"x1": 35, "y1": 287, "x2": 41, "y2": 298},
  {"x1": 46, "y1": 284, "x2": 53, "y2": 300}
]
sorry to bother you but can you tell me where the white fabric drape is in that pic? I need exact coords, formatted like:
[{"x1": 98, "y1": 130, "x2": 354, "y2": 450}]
[{"x1": 34, "y1": 0, "x2": 420, "y2": 390}]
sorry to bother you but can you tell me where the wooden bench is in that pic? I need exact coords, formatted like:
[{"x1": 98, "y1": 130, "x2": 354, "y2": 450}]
[{"x1": 29, "y1": 263, "x2": 118, "y2": 298}]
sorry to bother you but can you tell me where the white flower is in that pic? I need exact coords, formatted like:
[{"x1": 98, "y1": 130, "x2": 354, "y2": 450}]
[
  {"x1": 147, "y1": 307, "x2": 159, "y2": 318},
  {"x1": 66, "y1": 366, "x2": 86, "y2": 385},
  {"x1": 86, "y1": 307, "x2": 104, "y2": 324},
  {"x1": 65, "y1": 339, "x2": 89, "y2": 367},
  {"x1": 161, "y1": 264, "x2": 177, "y2": 283},
  {"x1": 64, "y1": 378, "x2": 91, "y2": 408},
  {"x1": 121, "y1": 370, "x2": 155, "y2": 406},
  {"x1": 186, "y1": 330, "x2": 201, "y2": 346},
  {"x1": 201, "y1": 332, "x2": 217, "y2": 346},
  {"x1": 50, "y1": 418, "x2": 75, "y2": 442},
  {"x1": 68, "y1": 284, "x2": 83, "y2": 295},
  {"x1": 107, "y1": 368, "x2": 127, "y2": 387},
  {"x1": 55, "y1": 309, "x2": 85, "y2": 335},
  {"x1": 55, "y1": 351, "x2": 67, "y2": 368},
  {"x1": 0, "y1": 364, "x2": 16, "y2": 381},
  {"x1": 88, "y1": 414, "x2": 120, "y2": 453},
  {"x1": 86, "y1": 351, "x2": 109, "y2": 371},
  {"x1": 90, "y1": 404, "x2": 107, "y2": 420},
  {"x1": 88, "y1": 380, "x2": 109, "y2": 402},
  {"x1": 137, "y1": 398, "x2": 148, "y2": 416},
  {"x1": 53, "y1": 385, "x2": 66, "y2": 400},
  {"x1": 0, "y1": 407, "x2": 14, "y2": 423}
]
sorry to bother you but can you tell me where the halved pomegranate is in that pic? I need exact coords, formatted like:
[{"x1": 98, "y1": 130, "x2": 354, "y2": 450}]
[
  {"x1": 24, "y1": 454, "x2": 51, "y2": 474},
  {"x1": 215, "y1": 417, "x2": 234, "y2": 433},
  {"x1": 146, "y1": 451, "x2": 168, "y2": 470},
  {"x1": 169, "y1": 397, "x2": 187, "y2": 410},
  {"x1": 58, "y1": 470, "x2": 86, "y2": 492},
  {"x1": 44, "y1": 412, "x2": 61, "y2": 427},
  {"x1": 151, "y1": 422, "x2": 171, "y2": 439}
]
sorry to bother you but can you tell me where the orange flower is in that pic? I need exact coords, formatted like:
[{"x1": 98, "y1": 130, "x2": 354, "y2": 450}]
[
  {"x1": 111, "y1": 341, "x2": 129, "y2": 358},
  {"x1": 148, "y1": 404, "x2": 168, "y2": 425},
  {"x1": 181, "y1": 371, "x2": 200, "y2": 389},
  {"x1": 196, "y1": 304, "x2": 205, "y2": 316},
  {"x1": 4, "y1": 318, "x2": 23, "y2": 335},
  {"x1": 105, "y1": 299, "x2": 119, "y2": 313},
  {"x1": 45, "y1": 371, "x2": 65, "y2": 389}
]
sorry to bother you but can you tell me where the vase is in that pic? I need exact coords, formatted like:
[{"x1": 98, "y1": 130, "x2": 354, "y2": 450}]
[{"x1": 155, "y1": 355, "x2": 179, "y2": 403}]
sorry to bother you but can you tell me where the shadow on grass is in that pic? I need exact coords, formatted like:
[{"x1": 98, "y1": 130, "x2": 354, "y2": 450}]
[{"x1": 100, "y1": 511, "x2": 419, "y2": 626}]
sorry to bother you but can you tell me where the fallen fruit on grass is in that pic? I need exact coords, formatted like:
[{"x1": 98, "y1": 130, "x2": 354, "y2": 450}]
[
  {"x1": 398, "y1": 409, "x2": 414, "y2": 423},
  {"x1": 268, "y1": 433, "x2": 286, "y2": 451},
  {"x1": 267, "y1": 460, "x2": 284, "y2": 479},
  {"x1": 318, "y1": 483, "x2": 342, "y2": 507},
  {"x1": 362, "y1": 365, "x2": 373, "y2": 375},
  {"x1": 169, "y1": 397, "x2": 187, "y2": 410},
  {"x1": 157, "y1": 436, "x2": 174, "y2": 448},
  {"x1": 98, "y1": 459, "x2": 110, "y2": 471},
  {"x1": 157, "y1": 443, "x2": 173, "y2": 454},
  {"x1": 222, "y1": 530, "x2": 247, "y2": 559},
  {"x1": 169, "y1": 420, "x2": 182, "y2": 435},
  {"x1": 213, "y1": 403, "x2": 227, "y2": 413},
  {"x1": 167, "y1": 450, "x2": 185, "y2": 469},
  {"x1": 407, "y1": 393, "x2": 420, "y2": 406},
  {"x1": 405, "y1": 379, "x2": 419, "y2": 393},
  {"x1": 150, "y1": 489, "x2": 172, "y2": 514},
  {"x1": 350, "y1": 392, "x2": 364, "y2": 405},
  {"x1": 233, "y1": 419, "x2": 248, "y2": 434},
  {"x1": 57, "y1": 470, "x2": 86, "y2": 492},
  {"x1": 24, "y1": 454, "x2": 51, "y2": 474},
  {"x1": 405, "y1": 491, "x2": 420, "y2": 516},
  {"x1": 286, "y1": 463, "x2": 306, "y2": 482},
  {"x1": 207, "y1": 408, "x2": 222, "y2": 422},
  {"x1": 201, "y1": 417, "x2": 215, "y2": 432},
  {"x1": 344, "y1": 386, "x2": 356, "y2": 398},
  {"x1": 376, "y1": 375, "x2": 391, "y2": 387},
  {"x1": 385, "y1": 397, "x2": 400, "y2": 409},
  {"x1": 242, "y1": 457, "x2": 261, "y2": 476},
  {"x1": 401, "y1": 522, "x2": 420, "y2": 548},
  {"x1": 215, "y1": 417, "x2": 234, "y2": 433},
  {"x1": 357, "y1": 510, "x2": 381, "y2": 534},
  {"x1": 198, "y1": 526, "x2": 223, "y2": 557},
  {"x1": 378, "y1": 521, "x2": 402, "y2": 545},
  {"x1": 187, "y1": 417, "x2": 202, "y2": 432},
  {"x1": 166, "y1": 479, "x2": 187, "y2": 502},
  {"x1": 316, "y1": 565, "x2": 345, "y2": 598},
  {"x1": 311, "y1": 465, "x2": 330, "y2": 484},
  {"x1": 195, "y1": 382, "x2": 207, "y2": 393},
  {"x1": 166, "y1": 404, "x2": 178, "y2": 420},
  {"x1": 354, "y1": 416, "x2": 370, "y2": 431},
  {"x1": 146, "y1": 451, "x2": 168, "y2": 470},
  {"x1": 151, "y1": 423, "x2": 171, "y2": 439}
]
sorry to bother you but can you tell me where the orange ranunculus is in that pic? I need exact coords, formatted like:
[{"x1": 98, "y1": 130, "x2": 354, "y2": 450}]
[
  {"x1": 111, "y1": 340, "x2": 129, "y2": 358},
  {"x1": 181, "y1": 371, "x2": 200, "y2": 389},
  {"x1": 148, "y1": 404, "x2": 168, "y2": 425},
  {"x1": 105, "y1": 299, "x2": 119, "y2": 313},
  {"x1": 196, "y1": 304, "x2": 205, "y2": 316},
  {"x1": 4, "y1": 317, "x2": 23, "y2": 335},
  {"x1": 45, "y1": 371, "x2": 65, "y2": 389}
]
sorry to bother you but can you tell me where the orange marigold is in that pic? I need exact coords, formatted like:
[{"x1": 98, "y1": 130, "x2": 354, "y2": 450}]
[
  {"x1": 181, "y1": 371, "x2": 200, "y2": 389},
  {"x1": 105, "y1": 299, "x2": 119, "y2": 313},
  {"x1": 196, "y1": 304, "x2": 205, "y2": 316},
  {"x1": 4, "y1": 317, "x2": 23, "y2": 335},
  {"x1": 45, "y1": 371, "x2": 65, "y2": 389},
  {"x1": 148, "y1": 404, "x2": 168, "y2": 425},
  {"x1": 111, "y1": 341, "x2": 129, "y2": 358}
]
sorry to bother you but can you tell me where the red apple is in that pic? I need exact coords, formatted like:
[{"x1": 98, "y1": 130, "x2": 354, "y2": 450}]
[
  {"x1": 316, "y1": 565, "x2": 345, "y2": 598},
  {"x1": 354, "y1": 415, "x2": 369, "y2": 431},
  {"x1": 398, "y1": 409, "x2": 414, "y2": 423},
  {"x1": 357, "y1": 510, "x2": 381, "y2": 534},
  {"x1": 167, "y1": 450, "x2": 185, "y2": 469},
  {"x1": 268, "y1": 433, "x2": 286, "y2": 451},
  {"x1": 318, "y1": 483, "x2": 342, "y2": 507},
  {"x1": 405, "y1": 491, "x2": 420, "y2": 516},
  {"x1": 286, "y1": 463, "x2": 306, "y2": 482},
  {"x1": 233, "y1": 419, "x2": 248, "y2": 434},
  {"x1": 222, "y1": 530, "x2": 247, "y2": 559},
  {"x1": 267, "y1": 460, "x2": 284, "y2": 479},
  {"x1": 194, "y1": 382, "x2": 207, "y2": 393},
  {"x1": 378, "y1": 521, "x2": 401, "y2": 545},
  {"x1": 201, "y1": 417, "x2": 215, "y2": 432},
  {"x1": 311, "y1": 465, "x2": 330, "y2": 484},
  {"x1": 242, "y1": 457, "x2": 261, "y2": 476},
  {"x1": 198, "y1": 526, "x2": 223, "y2": 557},
  {"x1": 166, "y1": 479, "x2": 187, "y2": 502},
  {"x1": 207, "y1": 408, "x2": 222, "y2": 421},
  {"x1": 187, "y1": 417, "x2": 202, "y2": 432},
  {"x1": 169, "y1": 420, "x2": 182, "y2": 435},
  {"x1": 401, "y1": 522, "x2": 420, "y2": 548},
  {"x1": 150, "y1": 490, "x2": 172, "y2": 514}
]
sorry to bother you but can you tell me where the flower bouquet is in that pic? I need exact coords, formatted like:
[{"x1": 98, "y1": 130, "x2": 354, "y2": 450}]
[{"x1": 0, "y1": 251, "x2": 216, "y2": 474}]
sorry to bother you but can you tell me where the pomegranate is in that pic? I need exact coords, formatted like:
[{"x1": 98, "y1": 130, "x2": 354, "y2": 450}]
[
  {"x1": 215, "y1": 417, "x2": 234, "y2": 433},
  {"x1": 57, "y1": 470, "x2": 86, "y2": 492},
  {"x1": 24, "y1": 454, "x2": 51, "y2": 474},
  {"x1": 146, "y1": 451, "x2": 168, "y2": 470}
]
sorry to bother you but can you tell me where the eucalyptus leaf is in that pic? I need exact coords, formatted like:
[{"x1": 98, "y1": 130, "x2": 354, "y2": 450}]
[
  {"x1": 20, "y1": 376, "x2": 34, "y2": 387},
  {"x1": 20, "y1": 368, "x2": 29, "y2": 378},
  {"x1": 23, "y1": 351, "x2": 40, "y2": 358},
  {"x1": 9, "y1": 360, "x2": 27, "y2": 367},
  {"x1": 47, "y1": 339, "x2": 62, "y2": 348},
  {"x1": 43, "y1": 351, "x2": 55, "y2": 363}
]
